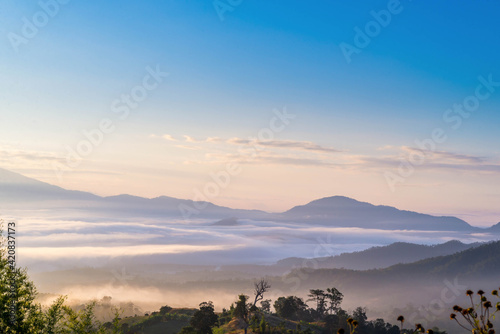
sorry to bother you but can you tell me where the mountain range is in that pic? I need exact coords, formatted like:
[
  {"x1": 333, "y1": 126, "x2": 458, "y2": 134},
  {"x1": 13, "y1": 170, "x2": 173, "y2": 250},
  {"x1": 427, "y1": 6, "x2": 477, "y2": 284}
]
[
  {"x1": 29, "y1": 239, "x2": 487, "y2": 286},
  {"x1": 275, "y1": 240, "x2": 483, "y2": 270},
  {"x1": 31, "y1": 238, "x2": 500, "y2": 327},
  {"x1": 1, "y1": 167, "x2": 499, "y2": 232}
]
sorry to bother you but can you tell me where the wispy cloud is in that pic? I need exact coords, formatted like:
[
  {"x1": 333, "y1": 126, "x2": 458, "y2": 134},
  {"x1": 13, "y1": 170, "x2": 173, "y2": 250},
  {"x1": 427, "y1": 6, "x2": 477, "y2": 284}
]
[
  {"x1": 0, "y1": 147, "x2": 64, "y2": 163},
  {"x1": 157, "y1": 137, "x2": 500, "y2": 174},
  {"x1": 162, "y1": 134, "x2": 177, "y2": 141},
  {"x1": 183, "y1": 135, "x2": 198, "y2": 143},
  {"x1": 255, "y1": 140, "x2": 342, "y2": 153},
  {"x1": 155, "y1": 134, "x2": 342, "y2": 154},
  {"x1": 206, "y1": 137, "x2": 224, "y2": 143},
  {"x1": 227, "y1": 137, "x2": 252, "y2": 145},
  {"x1": 248, "y1": 154, "x2": 350, "y2": 168},
  {"x1": 20, "y1": 244, "x2": 243, "y2": 259},
  {"x1": 369, "y1": 146, "x2": 500, "y2": 173},
  {"x1": 401, "y1": 146, "x2": 486, "y2": 164},
  {"x1": 21, "y1": 232, "x2": 164, "y2": 244}
]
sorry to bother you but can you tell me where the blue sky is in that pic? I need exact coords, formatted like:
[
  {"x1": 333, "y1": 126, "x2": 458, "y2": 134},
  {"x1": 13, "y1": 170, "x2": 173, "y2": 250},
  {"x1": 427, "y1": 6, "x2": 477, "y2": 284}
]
[{"x1": 1, "y1": 0, "x2": 500, "y2": 225}]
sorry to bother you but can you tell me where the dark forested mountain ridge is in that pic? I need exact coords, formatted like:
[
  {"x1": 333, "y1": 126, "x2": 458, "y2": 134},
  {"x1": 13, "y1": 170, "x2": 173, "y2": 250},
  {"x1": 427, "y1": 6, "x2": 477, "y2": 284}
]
[{"x1": 276, "y1": 240, "x2": 482, "y2": 270}]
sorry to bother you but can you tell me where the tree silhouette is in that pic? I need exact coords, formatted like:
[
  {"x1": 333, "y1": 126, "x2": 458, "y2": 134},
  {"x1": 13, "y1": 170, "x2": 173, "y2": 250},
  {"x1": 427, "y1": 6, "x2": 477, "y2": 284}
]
[
  {"x1": 260, "y1": 299, "x2": 271, "y2": 314},
  {"x1": 273, "y1": 296, "x2": 309, "y2": 321},
  {"x1": 307, "y1": 289, "x2": 327, "y2": 317},
  {"x1": 326, "y1": 287, "x2": 344, "y2": 315},
  {"x1": 252, "y1": 279, "x2": 271, "y2": 308},
  {"x1": 234, "y1": 294, "x2": 250, "y2": 333},
  {"x1": 189, "y1": 301, "x2": 219, "y2": 334}
]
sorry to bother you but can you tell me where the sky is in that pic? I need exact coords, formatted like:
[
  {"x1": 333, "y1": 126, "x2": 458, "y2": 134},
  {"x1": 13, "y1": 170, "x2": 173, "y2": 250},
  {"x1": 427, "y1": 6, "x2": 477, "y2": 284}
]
[{"x1": 1, "y1": 0, "x2": 500, "y2": 226}]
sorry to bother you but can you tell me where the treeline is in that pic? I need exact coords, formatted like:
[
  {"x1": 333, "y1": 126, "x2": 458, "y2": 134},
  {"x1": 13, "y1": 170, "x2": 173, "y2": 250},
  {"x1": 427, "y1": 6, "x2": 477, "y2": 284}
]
[
  {"x1": 1, "y1": 223, "x2": 497, "y2": 334},
  {"x1": 177, "y1": 284, "x2": 413, "y2": 334}
]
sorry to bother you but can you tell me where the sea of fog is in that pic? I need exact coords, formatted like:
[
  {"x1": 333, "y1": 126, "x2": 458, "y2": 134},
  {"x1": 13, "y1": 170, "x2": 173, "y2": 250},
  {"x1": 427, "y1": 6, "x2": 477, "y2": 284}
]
[{"x1": 13, "y1": 214, "x2": 497, "y2": 270}]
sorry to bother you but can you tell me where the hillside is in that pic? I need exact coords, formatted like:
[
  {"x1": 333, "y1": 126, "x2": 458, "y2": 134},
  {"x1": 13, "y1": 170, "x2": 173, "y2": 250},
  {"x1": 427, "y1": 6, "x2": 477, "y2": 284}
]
[
  {"x1": 0, "y1": 167, "x2": 99, "y2": 202},
  {"x1": 278, "y1": 240, "x2": 500, "y2": 288},
  {"x1": 0, "y1": 167, "x2": 268, "y2": 219},
  {"x1": 276, "y1": 240, "x2": 482, "y2": 270},
  {"x1": 277, "y1": 196, "x2": 476, "y2": 231},
  {"x1": 488, "y1": 222, "x2": 500, "y2": 232},
  {"x1": 111, "y1": 307, "x2": 324, "y2": 334},
  {"x1": 110, "y1": 307, "x2": 195, "y2": 334}
]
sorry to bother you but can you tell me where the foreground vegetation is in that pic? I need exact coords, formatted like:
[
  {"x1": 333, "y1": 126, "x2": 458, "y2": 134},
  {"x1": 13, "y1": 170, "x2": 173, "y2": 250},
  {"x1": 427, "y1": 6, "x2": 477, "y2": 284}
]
[{"x1": 1, "y1": 222, "x2": 498, "y2": 334}]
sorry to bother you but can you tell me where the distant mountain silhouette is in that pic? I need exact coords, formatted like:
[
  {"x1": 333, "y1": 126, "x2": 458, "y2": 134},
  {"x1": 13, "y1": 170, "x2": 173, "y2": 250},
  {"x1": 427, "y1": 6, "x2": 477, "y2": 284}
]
[
  {"x1": 390, "y1": 240, "x2": 500, "y2": 277},
  {"x1": 259, "y1": 239, "x2": 500, "y2": 313},
  {"x1": 0, "y1": 168, "x2": 497, "y2": 231},
  {"x1": 211, "y1": 217, "x2": 239, "y2": 226},
  {"x1": 276, "y1": 240, "x2": 483, "y2": 270},
  {"x1": 277, "y1": 196, "x2": 477, "y2": 231},
  {"x1": 0, "y1": 168, "x2": 98, "y2": 202},
  {"x1": 487, "y1": 222, "x2": 500, "y2": 232},
  {"x1": 0, "y1": 167, "x2": 268, "y2": 218},
  {"x1": 293, "y1": 239, "x2": 500, "y2": 287}
]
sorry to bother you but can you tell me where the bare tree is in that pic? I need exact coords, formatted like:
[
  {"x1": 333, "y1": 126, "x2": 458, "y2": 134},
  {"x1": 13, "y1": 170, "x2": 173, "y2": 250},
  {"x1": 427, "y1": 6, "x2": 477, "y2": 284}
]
[{"x1": 252, "y1": 278, "x2": 271, "y2": 308}]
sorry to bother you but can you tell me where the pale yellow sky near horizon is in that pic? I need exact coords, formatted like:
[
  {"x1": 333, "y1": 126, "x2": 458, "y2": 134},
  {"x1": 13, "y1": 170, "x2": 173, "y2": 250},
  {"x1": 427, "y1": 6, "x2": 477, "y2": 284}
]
[
  {"x1": 2, "y1": 0, "x2": 500, "y2": 231},
  {"x1": 3, "y1": 133, "x2": 499, "y2": 228}
]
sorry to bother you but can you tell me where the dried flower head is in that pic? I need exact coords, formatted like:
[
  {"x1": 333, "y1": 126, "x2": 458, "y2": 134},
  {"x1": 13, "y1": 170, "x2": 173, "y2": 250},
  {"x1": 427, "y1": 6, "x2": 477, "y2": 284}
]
[
  {"x1": 337, "y1": 329, "x2": 345, "y2": 334},
  {"x1": 466, "y1": 290, "x2": 474, "y2": 296},
  {"x1": 478, "y1": 290, "x2": 485, "y2": 296}
]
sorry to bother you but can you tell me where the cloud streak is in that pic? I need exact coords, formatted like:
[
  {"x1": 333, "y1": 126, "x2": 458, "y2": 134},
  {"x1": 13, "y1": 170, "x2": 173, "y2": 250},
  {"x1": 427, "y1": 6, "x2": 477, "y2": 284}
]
[
  {"x1": 150, "y1": 135, "x2": 500, "y2": 175},
  {"x1": 19, "y1": 244, "x2": 243, "y2": 259},
  {"x1": 256, "y1": 140, "x2": 342, "y2": 153},
  {"x1": 155, "y1": 134, "x2": 342, "y2": 154},
  {"x1": 366, "y1": 146, "x2": 500, "y2": 174},
  {"x1": 0, "y1": 147, "x2": 65, "y2": 165}
]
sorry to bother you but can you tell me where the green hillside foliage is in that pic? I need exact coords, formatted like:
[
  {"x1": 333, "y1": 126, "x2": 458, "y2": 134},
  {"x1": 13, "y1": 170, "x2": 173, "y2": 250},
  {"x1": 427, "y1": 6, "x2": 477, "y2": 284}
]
[{"x1": 1, "y1": 221, "x2": 499, "y2": 334}]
